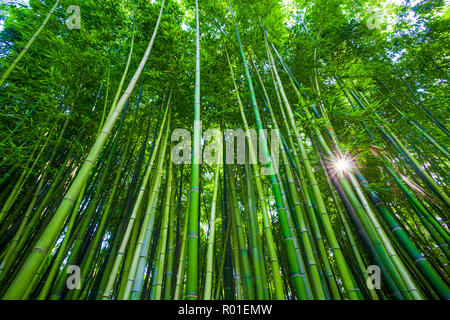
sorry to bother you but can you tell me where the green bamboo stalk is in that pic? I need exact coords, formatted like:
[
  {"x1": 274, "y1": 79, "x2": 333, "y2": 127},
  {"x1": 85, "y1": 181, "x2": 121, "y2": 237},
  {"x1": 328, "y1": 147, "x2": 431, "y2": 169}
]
[
  {"x1": 186, "y1": 0, "x2": 201, "y2": 300},
  {"x1": 264, "y1": 34, "x2": 359, "y2": 300},
  {"x1": 2, "y1": 0, "x2": 165, "y2": 300},
  {"x1": 203, "y1": 146, "x2": 222, "y2": 300},
  {"x1": 230, "y1": 4, "x2": 313, "y2": 299},
  {"x1": 174, "y1": 192, "x2": 190, "y2": 300},
  {"x1": 252, "y1": 58, "x2": 327, "y2": 299},
  {"x1": 225, "y1": 48, "x2": 285, "y2": 300},
  {"x1": 103, "y1": 102, "x2": 169, "y2": 299},
  {"x1": 227, "y1": 166, "x2": 255, "y2": 299},
  {"x1": 153, "y1": 159, "x2": 174, "y2": 300},
  {"x1": 163, "y1": 177, "x2": 178, "y2": 300}
]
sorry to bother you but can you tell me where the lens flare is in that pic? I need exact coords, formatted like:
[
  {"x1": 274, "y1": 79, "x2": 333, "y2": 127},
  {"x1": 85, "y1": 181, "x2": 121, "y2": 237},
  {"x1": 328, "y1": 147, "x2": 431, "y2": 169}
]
[
  {"x1": 336, "y1": 159, "x2": 351, "y2": 172},
  {"x1": 329, "y1": 153, "x2": 354, "y2": 178}
]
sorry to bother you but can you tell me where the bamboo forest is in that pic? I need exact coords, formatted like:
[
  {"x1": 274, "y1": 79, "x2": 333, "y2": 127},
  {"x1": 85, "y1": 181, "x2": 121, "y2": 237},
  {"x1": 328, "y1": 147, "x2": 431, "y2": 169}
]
[{"x1": 0, "y1": 0, "x2": 448, "y2": 302}]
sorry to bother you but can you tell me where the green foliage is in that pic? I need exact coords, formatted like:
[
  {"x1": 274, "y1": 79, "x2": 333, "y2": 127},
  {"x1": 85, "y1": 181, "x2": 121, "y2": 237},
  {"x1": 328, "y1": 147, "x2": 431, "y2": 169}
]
[{"x1": 0, "y1": 0, "x2": 448, "y2": 301}]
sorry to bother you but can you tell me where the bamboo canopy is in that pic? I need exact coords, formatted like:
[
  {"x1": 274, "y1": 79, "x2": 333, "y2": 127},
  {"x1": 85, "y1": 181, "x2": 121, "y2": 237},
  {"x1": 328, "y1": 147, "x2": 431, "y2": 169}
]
[{"x1": 0, "y1": 0, "x2": 448, "y2": 300}]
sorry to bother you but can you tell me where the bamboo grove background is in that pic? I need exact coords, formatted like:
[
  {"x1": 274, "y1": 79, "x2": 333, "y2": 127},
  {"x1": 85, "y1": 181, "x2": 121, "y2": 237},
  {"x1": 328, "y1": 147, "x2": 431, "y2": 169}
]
[{"x1": 0, "y1": 0, "x2": 448, "y2": 300}]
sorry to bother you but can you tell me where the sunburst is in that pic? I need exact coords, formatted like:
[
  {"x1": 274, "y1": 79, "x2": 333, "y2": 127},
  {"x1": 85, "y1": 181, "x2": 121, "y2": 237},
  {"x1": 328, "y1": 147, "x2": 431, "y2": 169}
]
[{"x1": 327, "y1": 153, "x2": 355, "y2": 178}]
